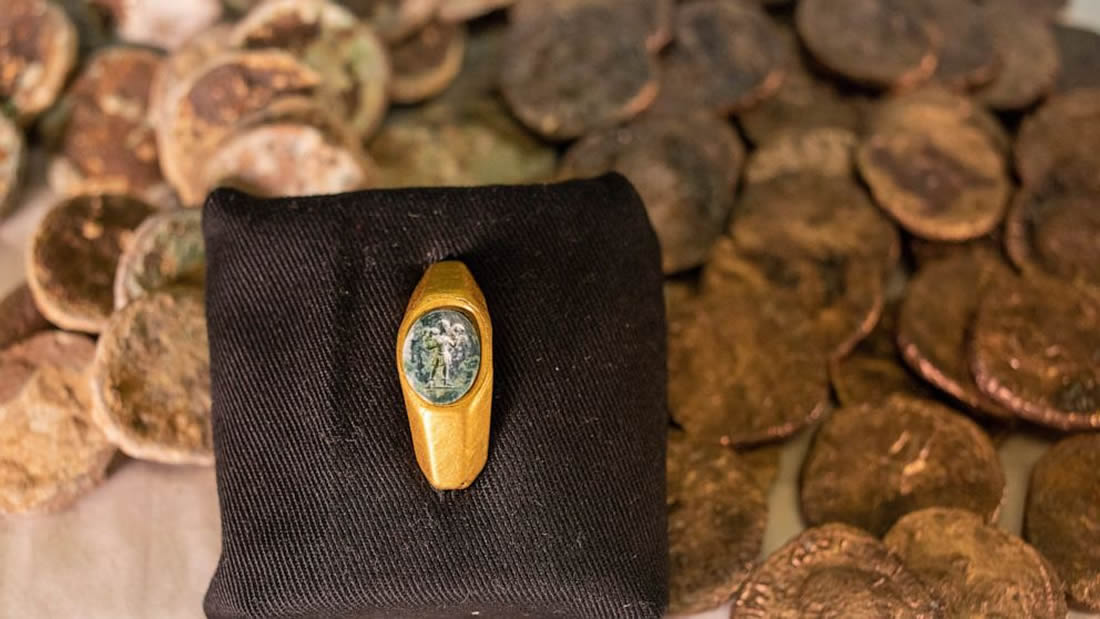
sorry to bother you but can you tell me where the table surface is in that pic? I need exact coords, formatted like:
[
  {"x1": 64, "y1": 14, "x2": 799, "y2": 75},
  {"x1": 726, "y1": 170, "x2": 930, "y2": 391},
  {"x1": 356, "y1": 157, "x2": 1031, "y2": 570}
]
[{"x1": 2, "y1": 4, "x2": 1100, "y2": 617}]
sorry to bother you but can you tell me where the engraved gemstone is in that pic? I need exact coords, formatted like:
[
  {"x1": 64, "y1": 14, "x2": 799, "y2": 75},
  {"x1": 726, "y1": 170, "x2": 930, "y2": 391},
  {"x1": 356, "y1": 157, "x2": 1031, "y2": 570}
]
[{"x1": 402, "y1": 308, "x2": 481, "y2": 405}]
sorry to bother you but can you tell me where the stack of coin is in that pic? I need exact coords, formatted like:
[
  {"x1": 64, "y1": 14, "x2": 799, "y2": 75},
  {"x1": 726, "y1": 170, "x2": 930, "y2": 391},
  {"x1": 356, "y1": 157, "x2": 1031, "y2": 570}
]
[{"x1": 0, "y1": 1, "x2": 1097, "y2": 614}]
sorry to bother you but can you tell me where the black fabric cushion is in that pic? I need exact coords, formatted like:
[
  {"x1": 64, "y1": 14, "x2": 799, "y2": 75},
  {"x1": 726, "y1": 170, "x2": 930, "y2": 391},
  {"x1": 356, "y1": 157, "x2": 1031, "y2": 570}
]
[{"x1": 202, "y1": 174, "x2": 668, "y2": 619}]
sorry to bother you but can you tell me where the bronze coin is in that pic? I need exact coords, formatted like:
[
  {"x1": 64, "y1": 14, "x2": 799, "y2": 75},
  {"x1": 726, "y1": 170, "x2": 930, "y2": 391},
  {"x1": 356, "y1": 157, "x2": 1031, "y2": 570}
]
[
  {"x1": 559, "y1": 113, "x2": 744, "y2": 274},
  {"x1": 1015, "y1": 89, "x2": 1100, "y2": 189},
  {"x1": 898, "y1": 252, "x2": 1015, "y2": 420},
  {"x1": 737, "y1": 66, "x2": 865, "y2": 147},
  {"x1": 113, "y1": 209, "x2": 204, "y2": 310},
  {"x1": 869, "y1": 87, "x2": 1011, "y2": 155},
  {"x1": 743, "y1": 127, "x2": 858, "y2": 186},
  {"x1": 667, "y1": 430, "x2": 766, "y2": 615},
  {"x1": 914, "y1": 0, "x2": 998, "y2": 91},
  {"x1": 971, "y1": 277, "x2": 1100, "y2": 431},
  {"x1": 0, "y1": 284, "x2": 51, "y2": 351},
  {"x1": 47, "y1": 46, "x2": 172, "y2": 208},
  {"x1": 510, "y1": 0, "x2": 672, "y2": 53},
  {"x1": 500, "y1": 3, "x2": 658, "y2": 140},
  {"x1": 27, "y1": 195, "x2": 156, "y2": 334},
  {"x1": 801, "y1": 394, "x2": 1005, "y2": 536},
  {"x1": 973, "y1": 5, "x2": 1059, "y2": 111},
  {"x1": 0, "y1": 0, "x2": 78, "y2": 124},
  {"x1": 670, "y1": 1, "x2": 787, "y2": 115},
  {"x1": 90, "y1": 287, "x2": 212, "y2": 466},
  {"x1": 149, "y1": 24, "x2": 233, "y2": 127},
  {"x1": 90, "y1": 0, "x2": 222, "y2": 51},
  {"x1": 389, "y1": 20, "x2": 466, "y2": 104},
  {"x1": 337, "y1": 0, "x2": 437, "y2": 43},
  {"x1": 0, "y1": 330, "x2": 93, "y2": 405},
  {"x1": 884, "y1": 507, "x2": 1066, "y2": 618},
  {"x1": 858, "y1": 124, "x2": 1010, "y2": 242},
  {"x1": 795, "y1": 0, "x2": 937, "y2": 90},
  {"x1": 1025, "y1": 433, "x2": 1100, "y2": 612},
  {"x1": 731, "y1": 523, "x2": 944, "y2": 618},
  {"x1": 1054, "y1": 25, "x2": 1100, "y2": 92},
  {"x1": 0, "y1": 112, "x2": 25, "y2": 218},
  {"x1": 906, "y1": 232, "x2": 1004, "y2": 269}
]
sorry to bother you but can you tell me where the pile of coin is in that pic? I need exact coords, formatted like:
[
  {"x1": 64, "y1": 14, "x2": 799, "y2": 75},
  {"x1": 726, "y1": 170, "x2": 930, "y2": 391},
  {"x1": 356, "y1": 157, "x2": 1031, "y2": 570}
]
[{"x1": 1, "y1": 0, "x2": 1099, "y2": 614}]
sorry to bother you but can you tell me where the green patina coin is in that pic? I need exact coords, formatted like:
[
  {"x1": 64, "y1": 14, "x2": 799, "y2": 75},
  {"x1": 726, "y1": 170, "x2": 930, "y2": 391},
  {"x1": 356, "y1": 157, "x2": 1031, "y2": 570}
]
[{"x1": 402, "y1": 309, "x2": 480, "y2": 405}]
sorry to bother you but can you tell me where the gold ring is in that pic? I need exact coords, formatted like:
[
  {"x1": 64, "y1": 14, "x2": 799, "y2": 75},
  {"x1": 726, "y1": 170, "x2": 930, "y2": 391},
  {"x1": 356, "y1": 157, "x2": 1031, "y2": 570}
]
[{"x1": 396, "y1": 261, "x2": 492, "y2": 490}]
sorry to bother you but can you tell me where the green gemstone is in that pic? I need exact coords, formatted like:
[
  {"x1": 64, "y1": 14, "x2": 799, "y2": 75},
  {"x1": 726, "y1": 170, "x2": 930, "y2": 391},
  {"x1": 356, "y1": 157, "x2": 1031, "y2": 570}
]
[{"x1": 402, "y1": 309, "x2": 481, "y2": 405}]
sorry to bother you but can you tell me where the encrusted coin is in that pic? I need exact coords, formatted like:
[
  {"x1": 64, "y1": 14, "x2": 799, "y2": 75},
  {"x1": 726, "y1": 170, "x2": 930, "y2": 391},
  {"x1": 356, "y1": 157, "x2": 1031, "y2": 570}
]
[
  {"x1": 795, "y1": 0, "x2": 937, "y2": 90},
  {"x1": 0, "y1": 284, "x2": 51, "y2": 351},
  {"x1": 90, "y1": 287, "x2": 212, "y2": 465},
  {"x1": 730, "y1": 523, "x2": 943, "y2": 618},
  {"x1": 500, "y1": 3, "x2": 657, "y2": 140},
  {"x1": 898, "y1": 252, "x2": 1014, "y2": 419},
  {"x1": 47, "y1": 46, "x2": 172, "y2": 207},
  {"x1": 0, "y1": 0, "x2": 78, "y2": 124},
  {"x1": 1054, "y1": 25, "x2": 1100, "y2": 92},
  {"x1": 113, "y1": 209, "x2": 204, "y2": 310},
  {"x1": 337, "y1": 0, "x2": 437, "y2": 43},
  {"x1": 973, "y1": 5, "x2": 1059, "y2": 111},
  {"x1": 0, "y1": 331, "x2": 114, "y2": 514},
  {"x1": 389, "y1": 20, "x2": 466, "y2": 104},
  {"x1": 667, "y1": 430, "x2": 766, "y2": 615},
  {"x1": 149, "y1": 24, "x2": 233, "y2": 127},
  {"x1": 737, "y1": 63, "x2": 864, "y2": 147},
  {"x1": 90, "y1": 0, "x2": 222, "y2": 50},
  {"x1": 915, "y1": 0, "x2": 998, "y2": 91},
  {"x1": 27, "y1": 195, "x2": 156, "y2": 334},
  {"x1": 884, "y1": 507, "x2": 1066, "y2": 618},
  {"x1": 559, "y1": 113, "x2": 744, "y2": 274},
  {"x1": 1015, "y1": 89, "x2": 1100, "y2": 189},
  {"x1": 971, "y1": 277, "x2": 1100, "y2": 431},
  {"x1": 869, "y1": 87, "x2": 1011, "y2": 156},
  {"x1": 800, "y1": 394, "x2": 1005, "y2": 536},
  {"x1": 0, "y1": 113, "x2": 26, "y2": 218},
  {"x1": 743, "y1": 128, "x2": 857, "y2": 186},
  {"x1": 858, "y1": 124, "x2": 1010, "y2": 242},
  {"x1": 1025, "y1": 433, "x2": 1100, "y2": 612},
  {"x1": 511, "y1": 0, "x2": 672, "y2": 53}
]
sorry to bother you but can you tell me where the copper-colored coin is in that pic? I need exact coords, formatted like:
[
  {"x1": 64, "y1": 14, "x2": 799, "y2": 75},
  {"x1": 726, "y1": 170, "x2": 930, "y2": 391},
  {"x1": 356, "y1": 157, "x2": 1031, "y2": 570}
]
[
  {"x1": 0, "y1": 284, "x2": 51, "y2": 351},
  {"x1": 48, "y1": 47, "x2": 172, "y2": 208},
  {"x1": 0, "y1": 0, "x2": 78, "y2": 124},
  {"x1": 158, "y1": 50, "x2": 322, "y2": 205},
  {"x1": 500, "y1": 3, "x2": 657, "y2": 140},
  {"x1": 743, "y1": 128, "x2": 857, "y2": 186},
  {"x1": 389, "y1": 20, "x2": 466, "y2": 104},
  {"x1": 915, "y1": 0, "x2": 998, "y2": 91},
  {"x1": 90, "y1": 287, "x2": 212, "y2": 466},
  {"x1": 149, "y1": 24, "x2": 233, "y2": 127},
  {"x1": 884, "y1": 507, "x2": 1066, "y2": 618},
  {"x1": 801, "y1": 394, "x2": 1005, "y2": 536},
  {"x1": 0, "y1": 330, "x2": 114, "y2": 514},
  {"x1": 438, "y1": 0, "x2": 514, "y2": 23},
  {"x1": 337, "y1": 0, "x2": 437, "y2": 43},
  {"x1": 510, "y1": 0, "x2": 672, "y2": 53},
  {"x1": 737, "y1": 64, "x2": 864, "y2": 147},
  {"x1": 27, "y1": 195, "x2": 156, "y2": 334},
  {"x1": 667, "y1": 430, "x2": 766, "y2": 615},
  {"x1": 1015, "y1": 89, "x2": 1100, "y2": 189},
  {"x1": 560, "y1": 113, "x2": 744, "y2": 274},
  {"x1": 870, "y1": 88, "x2": 1011, "y2": 155},
  {"x1": 113, "y1": 209, "x2": 204, "y2": 310},
  {"x1": 1025, "y1": 433, "x2": 1100, "y2": 612},
  {"x1": 1054, "y1": 25, "x2": 1100, "y2": 92},
  {"x1": 796, "y1": 0, "x2": 937, "y2": 90},
  {"x1": 90, "y1": 0, "x2": 222, "y2": 51},
  {"x1": 858, "y1": 124, "x2": 1010, "y2": 242},
  {"x1": 898, "y1": 252, "x2": 1015, "y2": 419},
  {"x1": 973, "y1": 5, "x2": 1059, "y2": 111},
  {"x1": 971, "y1": 277, "x2": 1100, "y2": 431},
  {"x1": 731, "y1": 523, "x2": 943, "y2": 618},
  {"x1": 0, "y1": 113, "x2": 25, "y2": 218},
  {"x1": 669, "y1": 1, "x2": 787, "y2": 115}
]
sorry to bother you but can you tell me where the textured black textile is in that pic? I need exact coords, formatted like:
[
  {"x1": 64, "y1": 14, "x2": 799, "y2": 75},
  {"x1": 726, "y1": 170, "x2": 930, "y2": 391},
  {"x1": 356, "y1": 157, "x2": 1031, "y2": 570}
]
[{"x1": 202, "y1": 174, "x2": 668, "y2": 619}]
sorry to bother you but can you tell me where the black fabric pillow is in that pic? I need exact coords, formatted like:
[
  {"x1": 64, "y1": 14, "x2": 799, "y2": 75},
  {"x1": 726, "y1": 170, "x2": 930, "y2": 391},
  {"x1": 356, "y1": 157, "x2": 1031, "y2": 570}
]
[{"x1": 202, "y1": 174, "x2": 668, "y2": 619}]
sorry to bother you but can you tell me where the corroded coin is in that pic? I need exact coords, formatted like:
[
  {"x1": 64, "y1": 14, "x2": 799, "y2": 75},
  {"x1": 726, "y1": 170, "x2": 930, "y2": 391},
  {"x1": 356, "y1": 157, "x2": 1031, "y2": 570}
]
[
  {"x1": 1015, "y1": 89, "x2": 1100, "y2": 189},
  {"x1": 389, "y1": 20, "x2": 466, "y2": 104},
  {"x1": 1054, "y1": 25, "x2": 1100, "y2": 92},
  {"x1": 0, "y1": 113, "x2": 25, "y2": 218},
  {"x1": 973, "y1": 5, "x2": 1059, "y2": 111},
  {"x1": 338, "y1": 0, "x2": 437, "y2": 43},
  {"x1": 800, "y1": 394, "x2": 1005, "y2": 536},
  {"x1": 737, "y1": 63, "x2": 864, "y2": 147},
  {"x1": 858, "y1": 124, "x2": 1010, "y2": 242},
  {"x1": 90, "y1": 287, "x2": 212, "y2": 465},
  {"x1": 0, "y1": 284, "x2": 51, "y2": 351},
  {"x1": 90, "y1": 0, "x2": 222, "y2": 50},
  {"x1": 511, "y1": 0, "x2": 672, "y2": 53},
  {"x1": 667, "y1": 430, "x2": 766, "y2": 615},
  {"x1": 869, "y1": 88, "x2": 1011, "y2": 156},
  {"x1": 907, "y1": 231, "x2": 1004, "y2": 269},
  {"x1": 884, "y1": 507, "x2": 1066, "y2": 618},
  {"x1": 670, "y1": 1, "x2": 787, "y2": 115},
  {"x1": 113, "y1": 209, "x2": 204, "y2": 310},
  {"x1": 438, "y1": 0, "x2": 514, "y2": 23},
  {"x1": 795, "y1": 0, "x2": 936, "y2": 90},
  {"x1": 202, "y1": 122, "x2": 373, "y2": 198},
  {"x1": 730, "y1": 523, "x2": 943, "y2": 618},
  {"x1": 47, "y1": 46, "x2": 172, "y2": 207},
  {"x1": 0, "y1": 331, "x2": 114, "y2": 514},
  {"x1": 158, "y1": 50, "x2": 322, "y2": 205},
  {"x1": 971, "y1": 277, "x2": 1100, "y2": 431},
  {"x1": 149, "y1": 24, "x2": 233, "y2": 127},
  {"x1": 0, "y1": 0, "x2": 78, "y2": 124},
  {"x1": 1025, "y1": 433, "x2": 1100, "y2": 612},
  {"x1": 500, "y1": 3, "x2": 657, "y2": 140},
  {"x1": 898, "y1": 252, "x2": 1015, "y2": 419},
  {"x1": 27, "y1": 195, "x2": 156, "y2": 334},
  {"x1": 743, "y1": 128, "x2": 857, "y2": 186},
  {"x1": 915, "y1": 0, "x2": 998, "y2": 90},
  {"x1": 559, "y1": 113, "x2": 744, "y2": 274},
  {"x1": 830, "y1": 355, "x2": 937, "y2": 407}
]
